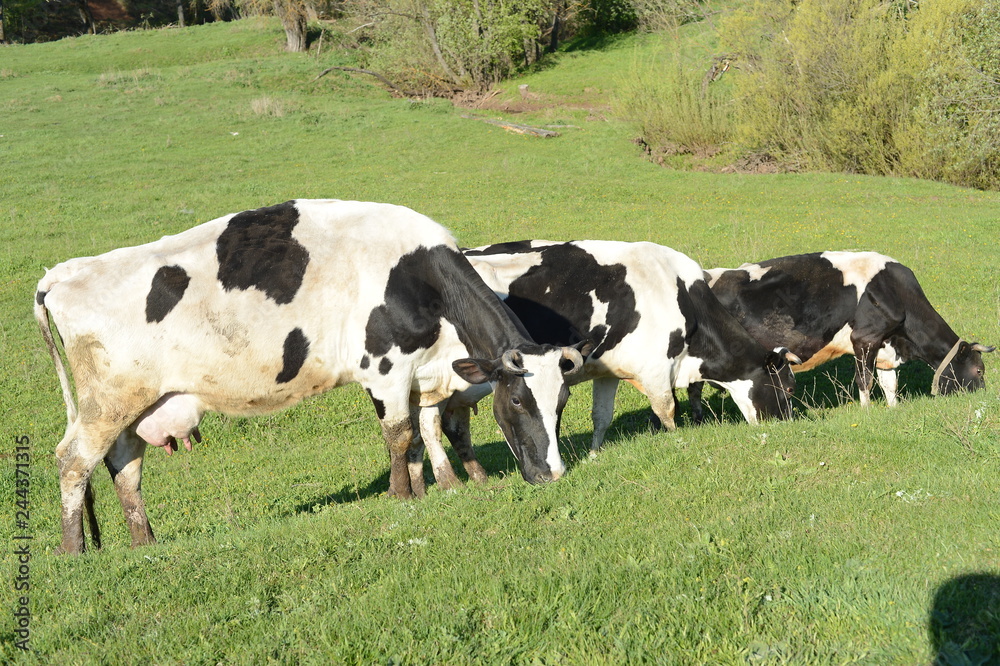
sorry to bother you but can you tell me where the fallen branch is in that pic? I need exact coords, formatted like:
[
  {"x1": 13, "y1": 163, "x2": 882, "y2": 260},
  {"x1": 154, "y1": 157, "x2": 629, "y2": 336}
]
[
  {"x1": 460, "y1": 114, "x2": 560, "y2": 138},
  {"x1": 313, "y1": 66, "x2": 412, "y2": 95}
]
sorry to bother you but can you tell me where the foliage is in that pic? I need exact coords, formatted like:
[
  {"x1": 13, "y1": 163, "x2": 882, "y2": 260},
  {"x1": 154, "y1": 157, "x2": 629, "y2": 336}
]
[
  {"x1": 347, "y1": 0, "x2": 551, "y2": 91},
  {"x1": 719, "y1": 0, "x2": 1000, "y2": 189},
  {"x1": 628, "y1": 0, "x2": 704, "y2": 32},
  {"x1": 891, "y1": 0, "x2": 1000, "y2": 190}
]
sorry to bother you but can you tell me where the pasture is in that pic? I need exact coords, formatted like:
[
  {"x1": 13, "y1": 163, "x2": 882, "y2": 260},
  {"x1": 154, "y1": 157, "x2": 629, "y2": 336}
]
[{"x1": 2, "y1": 17, "x2": 999, "y2": 664}]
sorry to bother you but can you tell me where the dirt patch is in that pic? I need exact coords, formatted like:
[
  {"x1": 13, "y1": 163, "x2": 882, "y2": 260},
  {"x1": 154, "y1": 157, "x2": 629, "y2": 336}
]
[
  {"x1": 450, "y1": 86, "x2": 610, "y2": 118},
  {"x1": 719, "y1": 152, "x2": 795, "y2": 175}
]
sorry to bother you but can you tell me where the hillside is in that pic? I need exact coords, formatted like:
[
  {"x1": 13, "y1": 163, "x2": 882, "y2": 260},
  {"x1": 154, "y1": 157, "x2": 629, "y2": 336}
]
[{"x1": 2, "y1": 18, "x2": 998, "y2": 664}]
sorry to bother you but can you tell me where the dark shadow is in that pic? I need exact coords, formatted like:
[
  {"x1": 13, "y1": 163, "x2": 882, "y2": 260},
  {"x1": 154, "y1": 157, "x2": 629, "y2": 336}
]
[
  {"x1": 794, "y1": 356, "x2": 939, "y2": 411},
  {"x1": 558, "y1": 407, "x2": 661, "y2": 466},
  {"x1": 293, "y1": 469, "x2": 391, "y2": 513},
  {"x1": 561, "y1": 31, "x2": 638, "y2": 53},
  {"x1": 929, "y1": 572, "x2": 1000, "y2": 665}
]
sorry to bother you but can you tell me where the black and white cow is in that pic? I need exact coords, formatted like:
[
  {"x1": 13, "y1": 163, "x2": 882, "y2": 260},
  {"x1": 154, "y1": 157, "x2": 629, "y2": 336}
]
[
  {"x1": 454, "y1": 240, "x2": 800, "y2": 453},
  {"x1": 35, "y1": 200, "x2": 585, "y2": 555},
  {"x1": 695, "y1": 251, "x2": 994, "y2": 413}
]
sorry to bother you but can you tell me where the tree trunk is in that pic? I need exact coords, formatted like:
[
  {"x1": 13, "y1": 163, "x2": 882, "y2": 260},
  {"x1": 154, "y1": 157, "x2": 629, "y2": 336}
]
[
  {"x1": 274, "y1": 0, "x2": 307, "y2": 52},
  {"x1": 78, "y1": 0, "x2": 95, "y2": 34},
  {"x1": 419, "y1": 5, "x2": 462, "y2": 85},
  {"x1": 547, "y1": 1, "x2": 563, "y2": 54},
  {"x1": 0, "y1": 0, "x2": 6, "y2": 44},
  {"x1": 177, "y1": 0, "x2": 186, "y2": 27}
]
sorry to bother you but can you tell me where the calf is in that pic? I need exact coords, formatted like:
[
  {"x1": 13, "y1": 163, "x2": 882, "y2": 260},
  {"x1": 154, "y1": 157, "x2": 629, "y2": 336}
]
[
  {"x1": 459, "y1": 240, "x2": 799, "y2": 452},
  {"x1": 35, "y1": 200, "x2": 584, "y2": 554},
  {"x1": 696, "y1": 251, "x2": 994, "y2": 413}
]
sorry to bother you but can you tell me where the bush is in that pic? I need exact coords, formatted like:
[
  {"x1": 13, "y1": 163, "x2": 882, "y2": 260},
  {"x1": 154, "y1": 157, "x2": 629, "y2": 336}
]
[
  {"x1": 719, "y1": 0, "x2": 1000, "y2": 189},
  {"x1": 892, "y1": 0, "x2": 1000, "y2": 190},
  {"x1": 348, "y1": 0, "x2": 550, "y2": 92}
]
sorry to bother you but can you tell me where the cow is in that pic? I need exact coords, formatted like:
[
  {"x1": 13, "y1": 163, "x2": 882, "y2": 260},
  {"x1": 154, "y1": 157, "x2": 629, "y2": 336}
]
[
  {"x1": 447, "y1": 240, "x2": 800, "y2": 457},
  {"x1": 693, "y1": 251, "x2": 995, "y2": 416},
  {"x1": 34, "y1": 200, "x2": 585, "y2": 555}
]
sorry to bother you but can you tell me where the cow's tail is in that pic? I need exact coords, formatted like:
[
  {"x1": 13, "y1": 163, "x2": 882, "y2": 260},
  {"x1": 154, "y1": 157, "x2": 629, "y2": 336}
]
[{"x1": 34, "y1": 281, "x2": 78, "y2": 424}]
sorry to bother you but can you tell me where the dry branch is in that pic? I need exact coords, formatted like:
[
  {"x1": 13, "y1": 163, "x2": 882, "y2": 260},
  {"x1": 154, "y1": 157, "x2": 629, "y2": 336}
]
[
  {"x1": 313, "y1": 66, "x2": 412, "y2": 95},
  {"x1": 460, "y1": 114, "x2": 560, "y2": 138}
]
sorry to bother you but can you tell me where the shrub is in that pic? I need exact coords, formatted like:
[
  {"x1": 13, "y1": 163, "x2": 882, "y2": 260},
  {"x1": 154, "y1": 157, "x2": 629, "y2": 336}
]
[
  {"x1": 348, "y1": 0, "x2": 550, "y2": 92},
  {"x1": 719, "y1": 0, "x2": 1000, "y2": 189},
  {"x1": 892, "y1": 0, "x2": 1000, "y2": 190}
]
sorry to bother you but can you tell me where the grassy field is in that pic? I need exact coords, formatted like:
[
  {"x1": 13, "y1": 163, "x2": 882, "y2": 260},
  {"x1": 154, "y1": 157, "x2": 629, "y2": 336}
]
[{"x1": 2, "y1": 16, "x2": 999, "y2": 664}]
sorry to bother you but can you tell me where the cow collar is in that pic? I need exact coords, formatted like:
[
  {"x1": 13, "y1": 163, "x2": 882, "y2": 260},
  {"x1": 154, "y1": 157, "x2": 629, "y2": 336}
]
[{"x1": 931, "y1": 339, "x2": 964, "y2": 396}]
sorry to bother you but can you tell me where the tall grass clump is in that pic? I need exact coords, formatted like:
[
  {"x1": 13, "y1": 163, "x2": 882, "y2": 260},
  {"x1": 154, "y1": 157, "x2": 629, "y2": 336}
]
[
  {"x1": 616, "y1": 34, "x2": 732, "y2": 160},
  {"x1": 719, "y1": 0, "x2": 1000, "y2": 189}
]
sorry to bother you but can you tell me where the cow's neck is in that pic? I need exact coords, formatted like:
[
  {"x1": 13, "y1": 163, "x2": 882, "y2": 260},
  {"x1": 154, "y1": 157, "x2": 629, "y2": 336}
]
[
  {"x1": 900, "y1": 306, "x2": 961, "y2": 367},
  {"x1": 437, "y1": 249, "x2": 530, "y2": 357}
]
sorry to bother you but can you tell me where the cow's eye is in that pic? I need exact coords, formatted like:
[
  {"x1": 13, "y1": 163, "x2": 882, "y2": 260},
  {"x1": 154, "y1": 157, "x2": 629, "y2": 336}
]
[{"x1": 511, "y1": 396, "x2": 522, "y2": 407}]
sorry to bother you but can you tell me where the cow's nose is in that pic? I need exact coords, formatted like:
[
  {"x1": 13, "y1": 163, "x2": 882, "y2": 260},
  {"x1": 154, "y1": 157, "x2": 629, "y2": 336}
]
[{"x1": 531, "y1": 469, "x2": 561, "y2": 483}]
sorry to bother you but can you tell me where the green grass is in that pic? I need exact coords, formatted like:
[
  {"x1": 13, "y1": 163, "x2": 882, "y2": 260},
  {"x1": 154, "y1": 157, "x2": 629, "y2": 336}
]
[{"x1": 2, "y1": 18, "x2": 999, "y2": 665}]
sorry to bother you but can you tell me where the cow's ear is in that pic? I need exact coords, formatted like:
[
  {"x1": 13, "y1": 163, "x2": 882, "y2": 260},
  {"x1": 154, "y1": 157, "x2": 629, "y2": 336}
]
[
  {"x1": 573, "y1": 338, "x2": 596, "y2": 359},
  {"x1": 453, "y1": 358, "x2": 496, "y2": 384}
]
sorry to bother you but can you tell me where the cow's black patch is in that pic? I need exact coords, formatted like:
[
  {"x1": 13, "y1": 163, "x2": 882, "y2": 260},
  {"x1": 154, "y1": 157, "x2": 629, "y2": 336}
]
[
  {"x1": 145, "y1": 265, "x2": 191, "y2": 324},
  {"x1": 35, "y1": 290, "x2": 47, "y2": 306},
  {"x1": 710, "y1": 254, "x2": 858, "y2": 362},
  {"x1": 667, "y1": 328, "x2": 685, "y2": 358},
  {"x1": 216, "y1": 201, "x2": 310, "y2": 305},
  {"x1": 378, "y1": 358, "x2": 393, "y2": 375},
  {"x1": 360, "y1": 355, "x2": 370, "y2": 370},
  {"x1": 463, "y1": 241, "x2": 538, "y2": 256},
  {"x1": 276, "y1": 327, "x2": 309, "y2": 384},
  {"x1": 365, "y1": 389, "x2": 386, "y2": 420},
  {"x1": 499, "y1": 244, "x2": 640, "y2": 358}
]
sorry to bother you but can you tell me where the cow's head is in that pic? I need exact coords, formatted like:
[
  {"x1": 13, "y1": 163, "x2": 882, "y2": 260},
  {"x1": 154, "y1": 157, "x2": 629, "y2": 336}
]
[
  {"x1": 747, "y1": 347, "x2": 801, "y2": 421},
  {"x1": 937, "y1": 342, "x2": 996, "y2": 395},
  {"x1": 453, "y1": 343, "x2": 587, "y2": 483}
]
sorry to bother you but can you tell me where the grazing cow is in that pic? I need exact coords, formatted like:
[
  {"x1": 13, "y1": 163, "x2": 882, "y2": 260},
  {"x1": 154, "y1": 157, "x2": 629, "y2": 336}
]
[
  {"x1": 694, "y1": 251, "x2": 994, "y2": 414},
  {"x1": 35, "y1": 200, "x2": 585, "y2": 555},
  {"x1": 454, "y1": 240, "x2": 800, "y2": 453}
]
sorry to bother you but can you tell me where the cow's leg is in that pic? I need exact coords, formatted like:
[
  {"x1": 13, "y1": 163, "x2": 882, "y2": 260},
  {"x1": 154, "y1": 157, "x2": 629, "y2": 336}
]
[
  {"x1": 687, "y1": 382, "x2": 705, "y2": 425},
  {"x1": 442, "y1": 406, "x2": 487, "y2": 484},
  {"x1": 405, "y1": 406, "x2": 427, "y2": 498},
  {"x1": 106, "y1": 429, "x2": 156, "y2": 548},
  {"x1": 590, "y1": 376, "x2": 619, "y2": 451},
  {"x1": 851, "y1": 290, "x2": 902, "y2": 407},
  {"x1": 83, "y1": 481, "x2": 101, "y2": 550},
  {"x1": 366, "y1": 386, "x2": 417, "y2": 499},
  {"x1": 56, "y1": 420, "x2": 120, "y2": 555},
  {"x1": 851, "y1": 339, "x2": 880, "y2": 407},
  {"x1": 647, "y1": 389, "x2": 678, "y2": 432},
  {"x1": 877, "y1": 368, "x2": 899, "y2": 406},
  {"x1": 417, "y1": 405, "x2": 462, "y2": 491}
]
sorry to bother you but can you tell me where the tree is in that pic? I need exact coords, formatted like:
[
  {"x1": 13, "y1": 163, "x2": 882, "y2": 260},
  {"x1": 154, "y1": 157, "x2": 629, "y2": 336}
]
[{"x1": 274, "y1": 0, "x2": 307, "y2": 51}]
